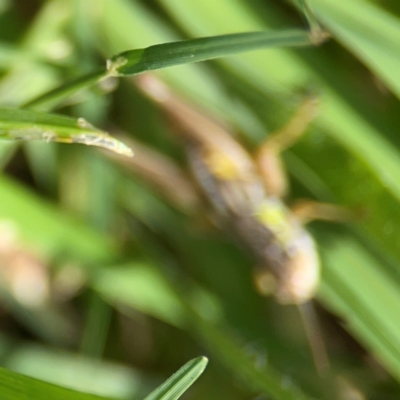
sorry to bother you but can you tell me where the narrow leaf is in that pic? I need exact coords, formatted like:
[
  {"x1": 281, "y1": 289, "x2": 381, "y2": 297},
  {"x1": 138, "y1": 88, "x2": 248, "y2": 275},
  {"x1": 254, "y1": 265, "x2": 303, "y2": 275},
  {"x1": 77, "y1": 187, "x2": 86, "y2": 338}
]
[
  {"x1": 24, "y1": 29, "x2": 316, "y2": 109},
  {"x1": 0, "y1": 107, "x2": 132, "y2": 156},
  {"x1": 107, "y1": 29, "x2": 315, "y2": 77},
  {"x1": 144, "y1": 357, "x2": 208, "y2": 400},
  {"x1": 22, "y1": 69, "x2": 106, "y2": 110}
]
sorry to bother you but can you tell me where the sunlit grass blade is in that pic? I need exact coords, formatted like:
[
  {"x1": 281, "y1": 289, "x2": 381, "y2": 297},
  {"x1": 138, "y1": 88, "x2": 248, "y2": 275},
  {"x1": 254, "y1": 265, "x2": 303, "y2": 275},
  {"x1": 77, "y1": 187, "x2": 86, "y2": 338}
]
[
  {"x1": 143, "y1": 357, "x2": 207, "y2": 400},
  {"x1": 0, "y1": 366, "x2": 112, "y2": 400},
  {"x1": 0, "y1": 107, "x2": 132, "y2": 156}
]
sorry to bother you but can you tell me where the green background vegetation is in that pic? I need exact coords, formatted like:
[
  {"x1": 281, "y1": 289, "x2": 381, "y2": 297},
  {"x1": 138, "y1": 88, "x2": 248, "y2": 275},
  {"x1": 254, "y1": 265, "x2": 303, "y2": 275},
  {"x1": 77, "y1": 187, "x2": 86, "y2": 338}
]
[{"x1": 0, "y1": 0, "x2": 400, "y2": 399}]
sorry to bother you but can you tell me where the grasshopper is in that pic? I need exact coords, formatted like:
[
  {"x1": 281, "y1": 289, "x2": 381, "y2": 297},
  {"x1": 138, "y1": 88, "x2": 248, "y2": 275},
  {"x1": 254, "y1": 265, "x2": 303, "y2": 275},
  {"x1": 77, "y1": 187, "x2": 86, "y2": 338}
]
[
  {"x1": 134, "y1": 74, "x2": 346, "y2": 306},
  {"x1": 129, "y1": 75, "x2": 354, "y2": 374}
]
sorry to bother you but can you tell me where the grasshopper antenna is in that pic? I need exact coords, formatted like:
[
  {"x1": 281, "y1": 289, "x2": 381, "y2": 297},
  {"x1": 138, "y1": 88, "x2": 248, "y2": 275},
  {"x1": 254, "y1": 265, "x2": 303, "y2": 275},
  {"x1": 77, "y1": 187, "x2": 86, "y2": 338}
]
[{"x1": 298, "y1": 301, "x2": 330, "y2": 376}]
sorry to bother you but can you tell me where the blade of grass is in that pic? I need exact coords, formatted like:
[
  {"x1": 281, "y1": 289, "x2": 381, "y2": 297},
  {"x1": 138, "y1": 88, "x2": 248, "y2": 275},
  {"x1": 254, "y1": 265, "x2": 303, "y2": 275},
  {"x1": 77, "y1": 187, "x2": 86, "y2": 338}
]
[
  {"x1": 93, "y1": 0, "x2": 229, "y2": 111},
  {"x1": 0, "y1": 366, "x2": 113, "y2": 400},
  {"x1": 107, "y1": 29, "x2": 315, "y2": 77},
  {"x1": 0, "y1": 107, "x2": 132, "y2": 156},
  {"x1": 154, "y1": 0, "x2": 311, "y2": 90},
  {"x1": 23, "y1": 29, "x2": 316, "y2": 110},
  {"x1": 6, "y1": 343, "x2": 145, "y2": 399},
  {"x1": 94, "y1": 262, "x2": 314, "y2": 400},
  {"x1": 21, "y1": 69, "x2": 107, "y2": 110},
  {"x1": 0, "y1": 174, "x2": 116, "y2": 263},
  {"x1": 143, "y1": 357, "x2": 208, "y2": 400},
  {"x1": 319, "y1": 234, "x2": 400, "y2": 381},
  {"x1": 308, "y1": 0, "x2": 400, "y2": 99}
]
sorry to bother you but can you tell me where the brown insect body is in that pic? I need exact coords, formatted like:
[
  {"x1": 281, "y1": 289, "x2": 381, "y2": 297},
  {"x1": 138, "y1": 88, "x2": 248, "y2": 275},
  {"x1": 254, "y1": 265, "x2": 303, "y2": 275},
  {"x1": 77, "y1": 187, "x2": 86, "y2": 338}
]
[
  {"x1": 185, "y1": 132, "x2": 319, "y2": 305},
  {"x1": 136, "y1": 75, "x2": 319, "y2": 305}
]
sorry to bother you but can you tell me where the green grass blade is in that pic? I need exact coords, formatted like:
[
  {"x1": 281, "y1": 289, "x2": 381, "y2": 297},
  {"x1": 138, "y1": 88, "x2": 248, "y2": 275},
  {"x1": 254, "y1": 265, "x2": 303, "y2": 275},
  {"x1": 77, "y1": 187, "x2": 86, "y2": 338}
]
[
  {"x1": 24, "y1": 29, "x2": 314, "y2": 110},
  {"x1": 308, "y1": 0, "x2": 400, "y2": 98},
  {"x1": 22, "y1": 69, "x2": 106, "y2": 110},
  {"x1": 319, "y1": 235, "x2": 400, "y2": 381},
  {"x1": 192, "y1": 320, "x2": 313, "y2": 400},
  {"x1": 143, "y1": 357, "x2": 208, "y2": 400},
  {"x1": 0, "y1": 174, "x2": 115, "y2": 263},
  {"x1": 0, "y1": 366, "x2": 112, "y2": 400},
  {"x1": 108, "y1": 29, "x2": 313, "y2": 77},
  {"x1": 94, "y1": 263, "x2": 314, "y2": 400},
  {"x1": 0, "y1": 107, "x2": 132, "y2": 156}
]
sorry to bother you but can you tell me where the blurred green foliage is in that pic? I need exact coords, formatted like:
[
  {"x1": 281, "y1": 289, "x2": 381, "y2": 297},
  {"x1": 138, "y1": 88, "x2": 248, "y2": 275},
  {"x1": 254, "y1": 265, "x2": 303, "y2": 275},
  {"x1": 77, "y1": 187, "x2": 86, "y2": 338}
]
[{"x1": 0, "y1": 0, "x2": 400, "y2": 399}]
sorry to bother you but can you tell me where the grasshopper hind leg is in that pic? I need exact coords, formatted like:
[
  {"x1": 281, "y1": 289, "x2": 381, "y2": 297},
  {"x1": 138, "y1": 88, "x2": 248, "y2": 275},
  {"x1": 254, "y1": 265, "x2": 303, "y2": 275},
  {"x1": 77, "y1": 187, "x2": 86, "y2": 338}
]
[
  {"x1": 255, "y1": 95, "x2": 353, "y2": 225},
  {"x1": 254, "y1": 97, "x2": 338, "y2": 375},
  {"x1": 290, "y1": 199, "x2": 355, "y2": 225}
]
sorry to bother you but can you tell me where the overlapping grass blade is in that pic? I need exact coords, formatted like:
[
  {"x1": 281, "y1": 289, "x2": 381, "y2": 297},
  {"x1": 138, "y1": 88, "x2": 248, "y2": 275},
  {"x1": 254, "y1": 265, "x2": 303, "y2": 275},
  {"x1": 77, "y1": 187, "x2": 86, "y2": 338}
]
[
  {"x1": 0, "y1": 108, "x2": 132, "y2": 156},
  {"x1": 108, "y1": 29, "x2": 313, "y2": 77},
  {"x1": 24, "y1": 29, "x2": 314, "y2": 110},
  {"x1": 143, "y1": 357, "x2": 207, "y2": 400}
]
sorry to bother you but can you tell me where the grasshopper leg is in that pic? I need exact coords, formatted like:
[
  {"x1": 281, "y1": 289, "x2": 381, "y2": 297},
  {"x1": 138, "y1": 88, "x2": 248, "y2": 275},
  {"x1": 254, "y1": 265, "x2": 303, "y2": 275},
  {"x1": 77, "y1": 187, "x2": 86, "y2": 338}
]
[
  {"x1": 290, "y1": 199, "x2": 355, "y2": 225},
  {"x1": 256, "y1": 96, "x2": 319, "y2": 198}
]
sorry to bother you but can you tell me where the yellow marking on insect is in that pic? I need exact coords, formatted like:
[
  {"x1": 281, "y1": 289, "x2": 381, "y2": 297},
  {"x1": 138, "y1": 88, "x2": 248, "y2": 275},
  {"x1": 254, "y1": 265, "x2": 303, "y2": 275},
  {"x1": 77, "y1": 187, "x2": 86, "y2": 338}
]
[
  {"x1": 204, "y1": 150, "x2": 241, "y2": 180},
  {"x1": 255, "y1": 200, "x2": 294, "y2": 246}
]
